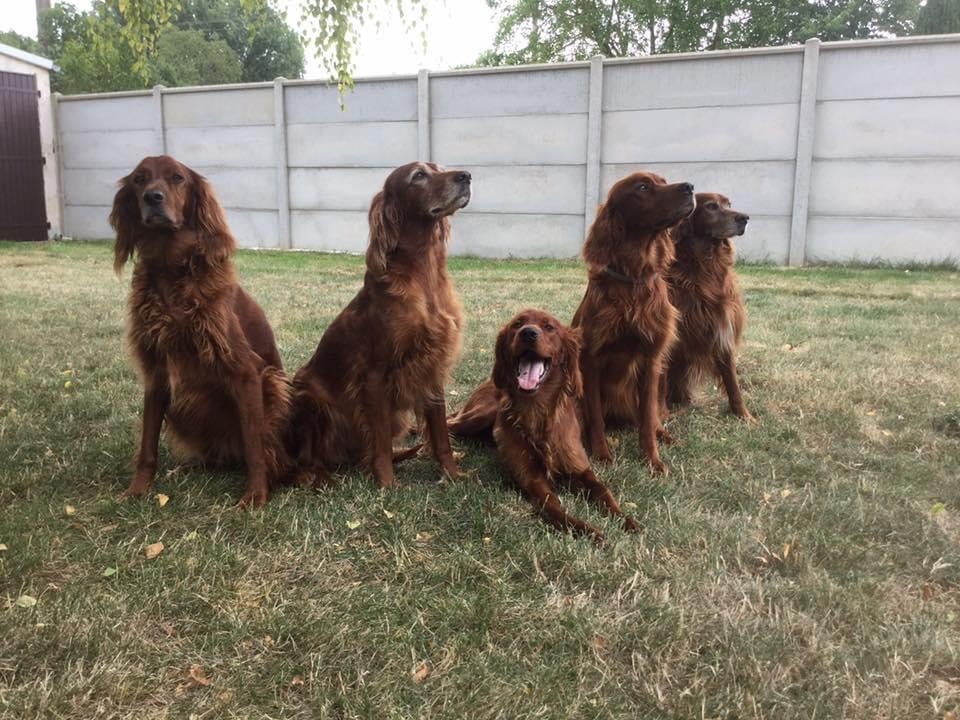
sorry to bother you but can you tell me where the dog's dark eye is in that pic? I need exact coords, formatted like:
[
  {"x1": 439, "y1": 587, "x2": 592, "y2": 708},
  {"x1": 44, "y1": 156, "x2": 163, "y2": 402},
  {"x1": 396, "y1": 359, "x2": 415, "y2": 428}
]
[
  {"x1": 706, "y1": 202, "x2": 719, "y2": 211},
  {"x1": 170, "y1": 173, "x2": 185, "y2": 184},
  {"x1": 132, "y1": 174, "x2": 146, "y2": 185},
  {"x1": 512, "y1": 321, "x2": 523, "y2": 329},
  {"x1": 412, "y1": 169, "x2": 427, "y2": 181},
  {"x1": 544, "y1": 324, "x2": 555, "y2": 332},
  {"x1": 637, "y1": 183, "x2": 650, "y2": 192}
]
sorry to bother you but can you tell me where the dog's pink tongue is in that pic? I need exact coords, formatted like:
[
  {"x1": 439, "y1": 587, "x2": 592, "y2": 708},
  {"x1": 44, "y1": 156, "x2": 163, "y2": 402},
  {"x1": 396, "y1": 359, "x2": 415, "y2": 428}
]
[{"x1": 517, "y1": 358, "x2": 544, "y2": 391}]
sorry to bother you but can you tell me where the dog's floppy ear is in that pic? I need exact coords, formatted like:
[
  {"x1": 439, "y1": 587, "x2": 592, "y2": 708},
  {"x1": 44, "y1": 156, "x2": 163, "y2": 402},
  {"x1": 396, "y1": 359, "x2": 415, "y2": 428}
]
[
  {"x1": 559, "y1": 326, "x2": 583, "y2": 398},
  {"x1": 109, "y1": 175, "x2": 140, "y2": 274},
  {"x1": 491, "y1": 323, "x2": 515, "y2": 392},
  {"x1": 190, "y1": 169, "x2": 235, "y2": 263},
  {"x1": 582, "y1": 201, "x2": 623, "y2": 269},
  {"x1": 366, "y1": 190, "x2": 402, "y2": 275}
]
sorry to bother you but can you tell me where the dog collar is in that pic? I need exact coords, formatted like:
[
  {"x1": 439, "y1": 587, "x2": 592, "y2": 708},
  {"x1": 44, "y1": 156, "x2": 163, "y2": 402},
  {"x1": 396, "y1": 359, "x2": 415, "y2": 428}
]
[{"x1": 602, "y1": 266, "x2": 658, "y2": 286}]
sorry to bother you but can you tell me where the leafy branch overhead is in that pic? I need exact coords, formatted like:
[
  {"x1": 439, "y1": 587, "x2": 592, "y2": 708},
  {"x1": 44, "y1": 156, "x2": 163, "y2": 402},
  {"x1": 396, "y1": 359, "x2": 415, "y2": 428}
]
[{"x1": 295, "y1": 0, "x2": 428, "y2": 92}]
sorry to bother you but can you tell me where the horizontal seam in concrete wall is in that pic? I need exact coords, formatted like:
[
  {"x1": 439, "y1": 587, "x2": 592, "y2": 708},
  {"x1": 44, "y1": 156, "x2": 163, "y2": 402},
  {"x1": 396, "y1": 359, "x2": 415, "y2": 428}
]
[
  {"x1": 65, "y1": 203, "x2": 279, "y2": 213},
  {"x1": 812, "y1": 155, "x2": 960, "y2": 161},
  {"x1": 602, "y1": 159, "x2": 794, "y2": 166},
  {"x1": 432, "y1": 111, "x2": 588, "y2": 120},
  {"x1": 603, "y1": 100, "x2": 799, "y2": 115},
  {"x1": 431, "y1": 112, "x2": 588, "y2": 121},
  {"x1": 810, "y1": 213, "x2": 960, "y2": 220},
  {"x1": 287, "y1": 162, "x2": 589, "y2": 169},
  {"x1": 459, "y1": 211, "x2": 586, "y2": 217},
  {"x1": 286, "y1": 120, "x2": 416, "y2": 126},
  {"x1": 603, "y1": 97, "x2": 801, "y2": 112},
  {"x1": 816, "y1": 94, "x2": 960, "y2": 104},
  {"x1": 165, "y1": 122, "x2": 276, "y2": 129},
  {"x1": 60, "y1": 127, "x2": 154, "y2": 134}
]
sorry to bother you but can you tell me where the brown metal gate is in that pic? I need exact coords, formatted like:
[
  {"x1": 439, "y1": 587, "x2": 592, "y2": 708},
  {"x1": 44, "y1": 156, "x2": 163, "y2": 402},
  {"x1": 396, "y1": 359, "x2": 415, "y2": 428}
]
[{"x1": 0, "y1": 71, "x2": 48, "y2": 241}]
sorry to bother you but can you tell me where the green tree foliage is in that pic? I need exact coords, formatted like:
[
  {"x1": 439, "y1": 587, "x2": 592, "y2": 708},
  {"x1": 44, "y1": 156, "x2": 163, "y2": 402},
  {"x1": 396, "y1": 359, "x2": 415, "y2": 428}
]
[
  {"x1": 0, "y1": 30, "x2": 43, "y2": 55},
  {"x1": 20, "y1": 0, "x2": 308, "y2": 93},
  {"x1": 477, "y1": 0, "x2": 923, "y2": 65},
  {"x1": 152, "y1": 28, "x2": 243, "y2": 86},
  {"x1": 56, "y1": 4, "x2": 142, "y2": 93},
  {"x1": 917, "y1": 0, "x2": 960, "y2": 33},
  {"x1": 173, "y1": 0, "x2": 304, "y2": 81}
]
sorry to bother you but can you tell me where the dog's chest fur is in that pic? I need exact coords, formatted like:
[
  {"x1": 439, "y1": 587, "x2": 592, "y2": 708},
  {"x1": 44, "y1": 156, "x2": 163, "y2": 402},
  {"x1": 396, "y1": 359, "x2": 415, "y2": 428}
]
[
  {"x1": 384, "y1": 273, "x2": 464, "y2": 399},
  {"x1": 128, "y1": 265, "x2": 234, "y2": 371}
]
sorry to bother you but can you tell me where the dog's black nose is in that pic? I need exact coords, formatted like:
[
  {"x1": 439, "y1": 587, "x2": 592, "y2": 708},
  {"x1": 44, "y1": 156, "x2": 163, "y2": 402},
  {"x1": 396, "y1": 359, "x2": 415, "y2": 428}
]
[
  {"x1": 735, "y1": 213, "x2": 750, "y2": 224},
  {"x1": 144, "y1": 190, "x2": 164, "y2": 206},
  {"x1": 456, "y1": 171, "x2": 471, "y2": 184},
  {"x1": 678, "y1": 182, "x2": 694, "y2": 196},
  {"x1": 519, "y1": 326, "x2": 539, "y2": 344}
]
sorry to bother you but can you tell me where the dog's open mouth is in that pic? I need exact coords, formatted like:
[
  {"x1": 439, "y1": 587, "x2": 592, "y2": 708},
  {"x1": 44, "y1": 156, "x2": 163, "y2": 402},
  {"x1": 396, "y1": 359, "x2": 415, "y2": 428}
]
[{"x1": 516, "y1": 351, "x2": 550, "y2": 393}]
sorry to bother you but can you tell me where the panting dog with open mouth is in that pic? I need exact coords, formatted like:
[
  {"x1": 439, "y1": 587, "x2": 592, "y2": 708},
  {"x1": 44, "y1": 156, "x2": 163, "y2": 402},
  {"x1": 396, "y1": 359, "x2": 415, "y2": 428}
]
[{"x1": 453, "y1": 308, "x2": 640, "y2": 542}]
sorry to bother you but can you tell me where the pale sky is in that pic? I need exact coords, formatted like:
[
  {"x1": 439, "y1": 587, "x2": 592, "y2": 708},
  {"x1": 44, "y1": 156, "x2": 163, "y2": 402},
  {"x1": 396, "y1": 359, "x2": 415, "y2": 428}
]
[{"x1": 2, "y1": 0, "x2": 498, "y2": 78}]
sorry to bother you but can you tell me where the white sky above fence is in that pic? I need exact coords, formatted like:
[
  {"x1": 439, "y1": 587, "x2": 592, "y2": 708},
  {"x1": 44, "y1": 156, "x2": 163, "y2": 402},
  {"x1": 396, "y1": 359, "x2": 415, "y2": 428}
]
[{"x1": 3, "y1": 0, "x2": 497, "y2": 79}]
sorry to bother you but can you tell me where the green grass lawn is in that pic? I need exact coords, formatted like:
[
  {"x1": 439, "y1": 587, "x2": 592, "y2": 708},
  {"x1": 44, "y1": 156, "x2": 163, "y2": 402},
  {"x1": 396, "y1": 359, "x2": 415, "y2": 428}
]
[{"x1": 1, "y1": 240, "x2": 959, "y2": 719}]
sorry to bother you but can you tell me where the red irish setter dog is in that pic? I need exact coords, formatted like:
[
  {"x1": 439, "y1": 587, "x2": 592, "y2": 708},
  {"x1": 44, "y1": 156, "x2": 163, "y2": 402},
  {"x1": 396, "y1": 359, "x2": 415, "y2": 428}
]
[
  {"x1": 289, "y1": 161, "x2": 471, "y2": 488},
  {"x1": 452, "y1": 309, "x2": 639, "y2": 542},
  {"x1": 572, "y1": 172, "x2": 694, "y2": 473},
  {"x1": 111, "y1": 155, "x2": 292, "y2": 508},
  {"x1": 664, "y1": 192, "x2": 753, "y2": 421}
]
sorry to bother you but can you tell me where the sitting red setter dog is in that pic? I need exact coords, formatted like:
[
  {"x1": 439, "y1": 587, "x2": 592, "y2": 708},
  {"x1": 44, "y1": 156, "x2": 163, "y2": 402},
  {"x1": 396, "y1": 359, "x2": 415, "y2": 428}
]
[
  {"x1": 664, "y1": 192, "x2": 753, "y2": 421},
  {"x1": 110, "y1": 155, "x2": 291, "y2": 508},
  {"x1": 289, "y1": 162, "x2": 471, "y2": 488},
  {"x1": 453, "y1": 309, "x2": 638, "y2": 542},
  {"x1": 572, "y1": 172, "x2": 694, "y2": 473}
]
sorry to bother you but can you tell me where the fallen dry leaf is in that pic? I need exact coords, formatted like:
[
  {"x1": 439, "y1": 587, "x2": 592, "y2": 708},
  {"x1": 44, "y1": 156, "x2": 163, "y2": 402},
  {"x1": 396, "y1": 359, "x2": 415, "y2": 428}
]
[
  {"x1": 289, "y1": 675, "x2": 305, "y2": 688},
  {"x1": 383, "y1": 509, "x2": 395, "y2": 520},
  {"x1": 780, "y1": 488, "x2": 792, "y2": 499},
  {"x1": 0, "y1": 543, "x2": 8, "y2": 552},
  {"x1": 189, "y1": 665, "x2": 212, "y2": 686},
  {"x1": 922, "y1": 584, "x2": 934, "y2": 601},
  {"x1": 144, "y1": 542, "x2": 165, "y2": 559},
  {"x1": 415, "y1": 531, "x2": 432, "y2": 542},
  {"x1": 14, "y1": 595, "x2": 37, "y2": 608},
  {"x1": 483, "y1": 536, "x2": 492, "y2": 545},
  {"x1": 64, "y1": 505, "x2": 76, "y2": 516},
  {"x1": 412, "y1": 661, "x2": 431, "y2": 684},
  {"x1": 782, "y1": 543, "x2": 791, "y2": 559},
  {"x1": 157, "y1": 494, "x2": 170, "y2": 507},
  {"x1": 346, "y1": 519, "x2": 361, "y2": 530}
]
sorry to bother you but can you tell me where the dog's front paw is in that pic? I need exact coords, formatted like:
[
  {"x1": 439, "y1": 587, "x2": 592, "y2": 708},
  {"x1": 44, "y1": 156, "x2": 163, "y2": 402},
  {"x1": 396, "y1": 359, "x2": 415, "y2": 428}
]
[{"x1": 237, "y1": 488, "x2": 268, "y2": 510}]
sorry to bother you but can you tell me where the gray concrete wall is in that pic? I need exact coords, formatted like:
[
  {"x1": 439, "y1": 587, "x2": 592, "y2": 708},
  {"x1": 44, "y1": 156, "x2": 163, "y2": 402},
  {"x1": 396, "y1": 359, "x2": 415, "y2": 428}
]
[{"x1": 55, "y1": 34, "x2": 960, "y2": 264}]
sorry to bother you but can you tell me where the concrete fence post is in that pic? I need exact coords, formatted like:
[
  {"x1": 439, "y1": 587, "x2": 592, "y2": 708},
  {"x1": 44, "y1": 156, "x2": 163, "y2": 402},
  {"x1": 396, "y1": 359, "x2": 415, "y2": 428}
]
[
  {"x1": 417, "y1": 68, "x2": 431, "y2": 161},
  {"x1": 152, "y1": 84, "x2": 166, "y2": 154},
  {"x1": 584, "y1": 55, "x2": 604, "y2": 238},
  {"x1": 273, "y1": 77, "x2": 291, "y2": 250},
  {"x1": 788, "y1": 38, "x2": 821, "y2": 266},
  {"x1": 51, "y1": 91, "x2": 65, "y2": 238}
]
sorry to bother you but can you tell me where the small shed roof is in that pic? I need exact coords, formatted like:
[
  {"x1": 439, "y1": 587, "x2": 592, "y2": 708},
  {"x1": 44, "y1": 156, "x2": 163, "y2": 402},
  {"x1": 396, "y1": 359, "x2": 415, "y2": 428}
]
[{"x1": 0, "y1": 42, "x2": 55, "y2": 71}]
